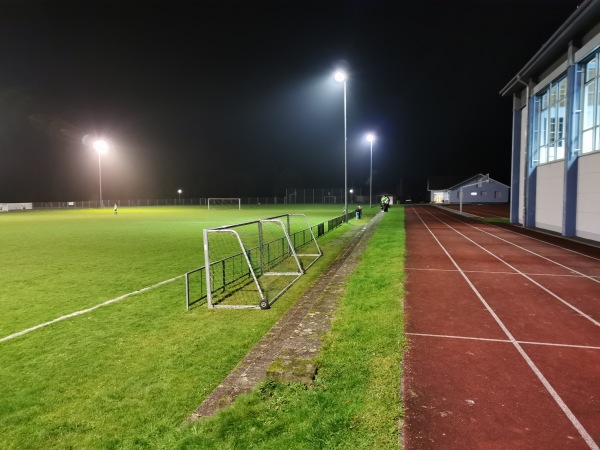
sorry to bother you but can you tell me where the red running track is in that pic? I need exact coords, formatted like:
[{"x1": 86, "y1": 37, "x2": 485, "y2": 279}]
[
  {"x1": 439, "y1": 203, "x2": 510, "y2": 219},
  {"x1": 403, "y1": 205, "x2": 600, "y2": 449}
]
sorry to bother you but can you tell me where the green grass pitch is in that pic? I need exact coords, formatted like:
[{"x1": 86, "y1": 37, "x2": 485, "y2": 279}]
[{"x1": 0, "y1": 204, "x2": 349, "y2": 449}]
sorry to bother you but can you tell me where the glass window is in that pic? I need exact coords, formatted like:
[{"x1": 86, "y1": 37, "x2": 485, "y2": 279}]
[
  {"x1": 535, "y1": 77, "x2": 567, "y2": 164},
  {"x1": 555, "y1": 79, "x2": 567, "y2": 158},
  {"x1": 586, "y1": 57, "x2": 597, "y2": 83},
  {"x1": 583, "y1": 83, "x2": 595, "y2": 129},
  {"x1": 581, "y1": 54, "x2": 600, "y2": 154}
]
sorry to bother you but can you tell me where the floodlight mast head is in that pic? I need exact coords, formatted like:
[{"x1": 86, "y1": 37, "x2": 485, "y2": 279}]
[
  {"x1": 334, "y1": 70, "x2": 347, "y2": 83},
  {"x1": 93, "y1": 139, "x2": 109, "y2": 155},
  {"x1": 366, "y1": 133, "x2": 375, "y2": 143}
]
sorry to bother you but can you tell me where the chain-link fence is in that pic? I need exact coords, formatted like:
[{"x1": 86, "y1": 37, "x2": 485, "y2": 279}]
[
  {"x1": 285, "y1": 187, "x2": 366, "y2": 205},
  {"x1": 12, "y1": 188, "x2": 367, "y2": 210}
]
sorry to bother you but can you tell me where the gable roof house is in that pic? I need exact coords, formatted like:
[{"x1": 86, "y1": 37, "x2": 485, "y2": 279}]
[{"x1": 428, "y1": 174, "x2": 510, "y2": 204}]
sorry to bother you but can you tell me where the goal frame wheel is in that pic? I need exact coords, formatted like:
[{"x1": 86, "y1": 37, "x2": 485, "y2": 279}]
[{"x1": 259, "y1": 300, "x2": 270, "y2": 310}]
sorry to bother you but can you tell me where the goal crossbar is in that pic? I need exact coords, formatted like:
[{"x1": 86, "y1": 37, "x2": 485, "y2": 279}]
[
  {"x1": 201, "y1": 213, "x2": 321, "y2": 310},
  {"x1": 207, "y1": 198, "x2": 241, "y2": 209}
]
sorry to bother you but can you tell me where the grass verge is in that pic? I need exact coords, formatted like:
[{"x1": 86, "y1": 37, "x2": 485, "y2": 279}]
[
  {"x1": 171, "y1": 207, "x2": 406, "y2": 449},
  {"x1": 477, "y1": 217, "x2": 510, "y2": 223}
]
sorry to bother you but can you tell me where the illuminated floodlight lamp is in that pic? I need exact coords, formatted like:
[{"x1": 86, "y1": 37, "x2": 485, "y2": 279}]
[
  {"x1": 333, "y1": 70, "x2": 347, "y2": 83},
  {"x1": 93, "y1": 139, "x2": 109, "y2": 154},
  {"x1": 178, "y1": 189, "x2": 182, "y2": 204}
]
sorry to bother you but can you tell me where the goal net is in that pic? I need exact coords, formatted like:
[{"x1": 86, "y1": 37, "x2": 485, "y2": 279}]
[
  {"x1": 202, "y1": 213, "x2": 321, "y2": 309},
  {"x1": 207, "y1": 198, "x2": 241, "y2": 209}
]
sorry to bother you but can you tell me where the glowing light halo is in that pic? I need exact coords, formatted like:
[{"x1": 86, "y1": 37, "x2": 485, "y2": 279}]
[
  {"x1": 333, "y1": 70, "x2": 347, "y2": 83},
  {"x1": 93, "y1": 139, "x2": 109, "y2": 154}
]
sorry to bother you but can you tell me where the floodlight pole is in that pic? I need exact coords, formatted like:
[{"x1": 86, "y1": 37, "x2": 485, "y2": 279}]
[
  {"x1": 334, "y1": 70, "x2": 348, "y2": 221},
  {"x1": 366, "y1": 134, "x2": 375, "y2": 208},
  {"x1": 98, "y1": 152, "x2": 103, "y2": 208},
  {"x1": 93, "y1": 139, "x2": 108, "y2": 209},
  {"x1": 369, "y1": 139, "x2": 372, "y2": 208},
  {"x1": 342, "y1": 79, "x2": 348, "y2": 222}
]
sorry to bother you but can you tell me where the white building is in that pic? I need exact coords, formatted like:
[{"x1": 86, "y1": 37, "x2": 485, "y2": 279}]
[
  {"x1": 428, "y1": 174, "x2": 509, "y2": 204},
  {"x1": 501, "y1": 0, "x2": 600, "y2": 242}
]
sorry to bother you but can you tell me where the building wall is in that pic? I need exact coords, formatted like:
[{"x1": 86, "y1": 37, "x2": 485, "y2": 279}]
[
  {"x1": 535, "y1": 162, "x2": 565, "y2": 233},
  {"x1": 507, "y1": 6, "x2": 600, "y2": 242},
  {"x1": 448, "y1": 180, "x2": 509, "y2": 203},
  {"x1": 576, "y1": 151, "x2": 600, "y2": 241},
  {"x1": 519, "y1": 107, "x2": 527, "y2": 224}
]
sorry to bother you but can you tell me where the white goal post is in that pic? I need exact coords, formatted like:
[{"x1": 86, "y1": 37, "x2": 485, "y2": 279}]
[
  {"x1": 201, "y1": 213, "x2": 322, "y2": 309},
  {"x1": 207, "y1": 198, "x2": 241, "y2": 209}
]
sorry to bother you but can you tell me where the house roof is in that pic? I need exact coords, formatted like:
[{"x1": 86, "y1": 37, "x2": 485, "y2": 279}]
[
  {"x1": 428, "y1": 174, "x2": 510, "y2": 191},
  {"x1": 449, "y1": 174, "x2": 510, "y2": 190},
  {"x1": 427, "y1": 176, "x2": 465, "y2": 190}
]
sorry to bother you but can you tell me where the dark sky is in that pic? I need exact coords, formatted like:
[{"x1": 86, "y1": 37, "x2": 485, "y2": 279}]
[{"x1": 0, "y1": 0, "x2": 584, "y2": 202}]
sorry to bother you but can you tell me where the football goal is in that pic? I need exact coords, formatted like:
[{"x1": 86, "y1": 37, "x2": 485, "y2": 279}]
[
  {"x1": 201, "y1": 213, "x2": 322, "y2": 309},
  {"x1": 207, "y1": 198, "x2": 241, "y2": 209}
]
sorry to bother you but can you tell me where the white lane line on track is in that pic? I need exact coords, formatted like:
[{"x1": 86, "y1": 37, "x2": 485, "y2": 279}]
[
  {"x1": 435, "y1": 209, "x2": 600, "y2": 284},
  {"x1": 460, "y1": 212, "x2": 600, "y2": 262},
  {"x1": 486, "y1": 222, "x2": 600, "y2": 261},
  {"x1": 0, "y1": 275, "x2": 183, "y2": 344},
  {"x1": 406, "y1": 332, "x2": 600, "y2": 350},
  {"x1": 406, "y1": 267, "x2": 596, "y2": 278},
  {"x1": 421, "y1": 208, "x2": 600, "y2": 328},
  {"x1": 411, "y1": 207, "x2": 600, "y2": 450}
]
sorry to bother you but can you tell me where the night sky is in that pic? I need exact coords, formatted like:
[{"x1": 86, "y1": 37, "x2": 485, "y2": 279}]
[{"x1": 0, "y1": 0, "x2": 584, "y2": 203}]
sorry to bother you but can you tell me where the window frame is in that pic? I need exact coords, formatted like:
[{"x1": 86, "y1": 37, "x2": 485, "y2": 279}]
[
  {"x1": 581, "y1": 53, "x2": 600, "y2": 155},
  {"x1": 534, "y1": 76, "x2": 568, "y2": 165}
]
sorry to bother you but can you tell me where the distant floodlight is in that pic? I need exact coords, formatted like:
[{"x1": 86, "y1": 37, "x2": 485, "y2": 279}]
[
  {"x1": 333, "y1": 70, "x2": 347, "y2": 83},
  {"x1": 366, "y1": 133, "x2": 375, "y2": 143},
  {"x1": 93, "y1": 139, "x2": 108, "y2": 154}
]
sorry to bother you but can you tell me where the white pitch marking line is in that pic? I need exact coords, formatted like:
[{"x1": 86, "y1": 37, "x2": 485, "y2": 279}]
[
  {"x1": 0, "y1": 275, "x2": 183, "y2": 344},
  {"x1": 406, "y1": 332, "x2": 600, "y2": 350},
  {"x1": 435, "y1": 210, "x2": 600, "y2": 284},
  {"x1": 421, "y1": 209, "x2": 600, "y2": 328},
  {"x1": 412, "y1": 207, "x2": 599, "y2": 450}
]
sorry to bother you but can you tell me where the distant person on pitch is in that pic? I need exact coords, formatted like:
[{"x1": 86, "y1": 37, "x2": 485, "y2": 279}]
[
  {"x1": 114, "y1": 204, "x2": 118, "y2": 215},
  {"x1": 355, "y1": 205, "x2": 362, "y2": 219}
]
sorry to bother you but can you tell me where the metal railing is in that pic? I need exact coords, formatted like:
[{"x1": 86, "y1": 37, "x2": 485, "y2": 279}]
[{"x1": 185, "y1": 213, "x2": 351, "y2": 309}]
